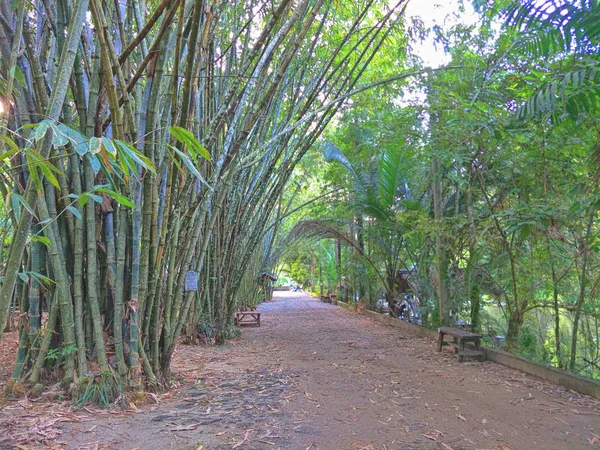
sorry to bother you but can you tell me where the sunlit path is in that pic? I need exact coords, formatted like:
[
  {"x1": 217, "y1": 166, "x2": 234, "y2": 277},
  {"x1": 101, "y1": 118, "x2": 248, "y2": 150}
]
[
  {"x1": 47, "y1": 290, "x2": 599, "y2": 449},
  {"x1": 251, "y1": 291, "x2": 600, "y2": 450}
]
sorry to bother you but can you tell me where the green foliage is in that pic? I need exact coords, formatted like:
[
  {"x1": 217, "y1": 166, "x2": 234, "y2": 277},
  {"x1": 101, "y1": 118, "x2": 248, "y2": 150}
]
[
  {"x1": 45, "y1": 345, "x2": 77, "y2": 362},
  {"x1": 276, "y1": 0, "x2": 600, "y2": 381},
  {"x1": 74, "y1": 371, "x2": 124, "y2": 409},
  {"x1": 505, "y1": 0, "x2": 600, "y2": 57},
  {"x1": 168, "y1": 126, "x2": 211, "y2": 162},
  {"x1": 517, "y1": 62, "x2": 600, "y2": 121}
]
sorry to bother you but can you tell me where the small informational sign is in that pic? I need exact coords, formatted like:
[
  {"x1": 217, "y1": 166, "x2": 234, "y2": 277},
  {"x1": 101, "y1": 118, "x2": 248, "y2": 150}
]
[{"x1": 185, "y1": 270, "x2": 199, "y2": 291}]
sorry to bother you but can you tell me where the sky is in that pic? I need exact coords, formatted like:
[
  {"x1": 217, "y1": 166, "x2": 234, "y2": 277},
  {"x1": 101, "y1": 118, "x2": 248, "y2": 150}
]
[{"x1": 405, "y1": 0, "x2": 478, "y2": 68}]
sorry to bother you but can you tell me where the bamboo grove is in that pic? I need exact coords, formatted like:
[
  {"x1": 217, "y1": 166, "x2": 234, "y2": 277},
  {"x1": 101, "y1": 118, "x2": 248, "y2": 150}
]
[{"x1": 0, "y1": 0, "x2": 409, "y2": 392}]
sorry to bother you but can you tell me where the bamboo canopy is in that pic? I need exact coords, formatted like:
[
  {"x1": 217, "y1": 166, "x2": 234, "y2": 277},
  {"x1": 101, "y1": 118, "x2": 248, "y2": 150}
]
[{"x1": 0, "y1": 0, "x2": 409, "y2": 393}]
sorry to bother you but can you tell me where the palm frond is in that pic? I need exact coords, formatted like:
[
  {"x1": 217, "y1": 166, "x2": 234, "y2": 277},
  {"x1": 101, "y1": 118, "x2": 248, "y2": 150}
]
[
  {"x1": 505, "y1": 0, "x2": 600, "y2": 57},
  {"x1": 323, "y1": 142, "x2": 395, "y2": 221},
  {"x1": 517, "y1": 60, "x2": 600, "y2": 121},
  {"x1": 324, "y1": 142, "x2": 359, "y2": 180},
  {"x1": 282, "y1": 219, "x2": 387, "y2": 285},
  {"x1": 379, "y1": 148, "x2": 402, "y2": 208}
]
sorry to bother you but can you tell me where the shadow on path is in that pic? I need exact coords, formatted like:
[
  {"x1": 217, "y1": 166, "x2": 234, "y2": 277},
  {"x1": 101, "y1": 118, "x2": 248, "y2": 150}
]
[{"x1": 11, "y1": 291, "x2": 598, "y2": 450}]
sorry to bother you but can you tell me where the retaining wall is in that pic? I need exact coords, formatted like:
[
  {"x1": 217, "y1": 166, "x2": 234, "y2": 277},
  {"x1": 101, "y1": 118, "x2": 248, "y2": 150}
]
[{"x1": 336, "y1": 301, "x2": 600, "y2": 400}]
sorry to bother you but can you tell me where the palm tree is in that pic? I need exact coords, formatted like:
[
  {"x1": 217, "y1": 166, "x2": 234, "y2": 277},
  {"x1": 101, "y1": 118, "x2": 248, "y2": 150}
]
[{"x1": 284, "y1": 141, "x2": 411, "y2": 311}]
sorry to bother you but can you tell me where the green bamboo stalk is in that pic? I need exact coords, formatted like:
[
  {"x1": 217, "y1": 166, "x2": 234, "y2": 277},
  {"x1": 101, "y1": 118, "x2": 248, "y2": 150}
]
[
  {"x1": 22, "y1": 22, "x2": 51, "y2": 113},
  {"x1": 83, "y1": 156, "x2": 109, "y2": 371},
  {"x1": 139, "y1": 26, "x2": 174, "y2": 336},
  {"x1": 27, "y1": 224, "x2": 43, "y2": 362},
  {"x1": 91, "y1": 4, "x2": 124, "y2": 139},
  {"x1": 130, "y1": 0, "x2": 150, "y2": 58},
  {"x1": 0, "y1": 0, "x2": 91, "y2": 344},
  {"x1": 29, "y1": 289, "x2": 59, "y2": 384},
  {"x1": 12, "y1": 244, "x2": 31, "y2": 379},
  {"x1": 72, "y1": 47, "x2": 88, "y2": 132},
  {"x1": 37, "y1": 192, "x2": 76, "y2": 383},
  {"x1": 69, "y1": 151, "x2": 88, "y2": 376},
  {"x1": 159, "y1": 215, "x2": 180, "y2": 359},
  {"x1": 0, "y1": 0, "x2": 25, "y2": 132},
  {"x1": 128, "y1": 178, "x2": 142, "y2": 381},
  {"x1": 119, "y1": 0, "x2": 170, "y2": 64},
  {"x1": 90, "y1": 0, "x2": 136, "y2": 134},
  {"x1": 12, "y1": 328, "x2": 29, "y2": 379},
  {"x1": 112, "y1": 207, "x2": 128, "y2": 376},
  {"x1": 86, "y1": 40, "x2": 101, "y2": 138}
]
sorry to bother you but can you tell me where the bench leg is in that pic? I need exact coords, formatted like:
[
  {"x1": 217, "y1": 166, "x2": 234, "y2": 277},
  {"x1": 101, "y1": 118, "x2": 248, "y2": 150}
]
[
  {"x1": 458, "y1": 339, "x2": 465, "y2": 362},
  {"x1": 437, "y1": 332, "x2": 444, "y2": 352},
  {"x1": 474, "y1": 339, "x2": 484, "y2": 361}
]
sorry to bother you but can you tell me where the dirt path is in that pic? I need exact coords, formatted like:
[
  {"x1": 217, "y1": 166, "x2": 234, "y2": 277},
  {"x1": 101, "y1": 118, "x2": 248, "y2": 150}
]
[{"x1": 3, "y1": 291, "x2": 600, "y2": 449}]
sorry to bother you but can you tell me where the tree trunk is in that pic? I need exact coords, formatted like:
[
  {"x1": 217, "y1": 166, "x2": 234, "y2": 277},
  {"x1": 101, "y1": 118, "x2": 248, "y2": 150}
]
[
  {"x1": 569, "y1": 211, "x2": 594, "y2": 371},
  {"x1": 466, "y1": 179, "x2": 479, "y2": 331},
  {"x1": 506, "y1": 307, "x2": 525, "y2": 352},
  {"x1": 432, "y1": 157, "x2": 449, "y2": 326}
]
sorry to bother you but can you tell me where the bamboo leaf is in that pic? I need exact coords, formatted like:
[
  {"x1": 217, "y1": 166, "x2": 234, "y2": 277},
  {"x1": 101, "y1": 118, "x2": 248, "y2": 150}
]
[
  {"x1": 10, "y1": 193, "x2": 37, "y2": 220},
  {"x1": 74, "y1": 141, "x2": 89, "y2": 156},
  {"x1": 113, "y1": 139, "x2": 156, "y2": 174},
  {"x1": 49, "y1": 123, "x2": 69, "y2": 148},
  {"x1": 76, "y1": 192, "x2": 90, "y2": 208},
  {"x1": 0, "y1": 146, "x2": 20, "y2": 163},
  {"x1": 89, "y1": 154, "x2": 101, "y2": 174},
  {"x1": 101, "y1": 137, "x2": 117, "y2": 156},
  {"x1": 37, "y1": 161, "x2": 60, "y2": 189},
  {"x1": 66, "y1": 205, "x2": 83, "y2": 220},
  {"x1": 26, "y1": 149, "x2": 63, "y2": 189},
  {"x1": 56, "y1": 123, "x2": 88, "y2": 154},
  {"x1": 0, "y1": 134, "x2": 20, "y2": 155},
  {"x1": 89, "y1": 137, "x2": 103, "y2": 154},
  {"x1": 28, "y1": 271, "x2": 55, "y2": 286},
  {"x1": 95, "y1": 187, "x2": 136, "y2": 208},
  {"x1": 31, "y1": 235, "x2": 51, "y2": 248},
  {"x1": 27, "y1": 158, "x2": 42, "y2": 191},
  {"x1": 9, "y1": 65, "x2": 26, "y2": 88},
  {"x1": 89, "y1": 193, "x2": 103, "y2": 203},
  {"x1": 168, "y1": 126, "x2": 211, "y2": 161},
  {"x1": 29, "y1": 119, "x2": 53, "y2": 143},
  {"x1": 167, "y1": 144, "x2": 213, "y2": 190}
]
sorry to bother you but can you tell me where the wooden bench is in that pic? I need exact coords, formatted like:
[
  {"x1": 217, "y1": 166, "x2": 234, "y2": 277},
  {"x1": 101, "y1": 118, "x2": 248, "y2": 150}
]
[
  {"x1": 320, "y1": 293, "x2": 336, "y2": 303},
  {"x1": 437, "y1": 327, "x2": 484, "y2": 362},
  {"x1": 234, "y1": 311, "x2": 261, "y2": 327}
]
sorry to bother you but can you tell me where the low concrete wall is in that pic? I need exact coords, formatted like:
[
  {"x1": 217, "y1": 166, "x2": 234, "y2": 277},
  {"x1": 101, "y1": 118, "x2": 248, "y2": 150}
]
[
  {"x1": 483, "y1": 347, "x2": 600, "y2": 399},
  {"x1": 336, "y1": 301, "x2": 600, "y2": 400},
  {"x1": 337, "y1": 301, "x2": 436, "y2": 339},
  {"x1": 362, "y1": 309, "x2": 438, "y2": 340}
]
